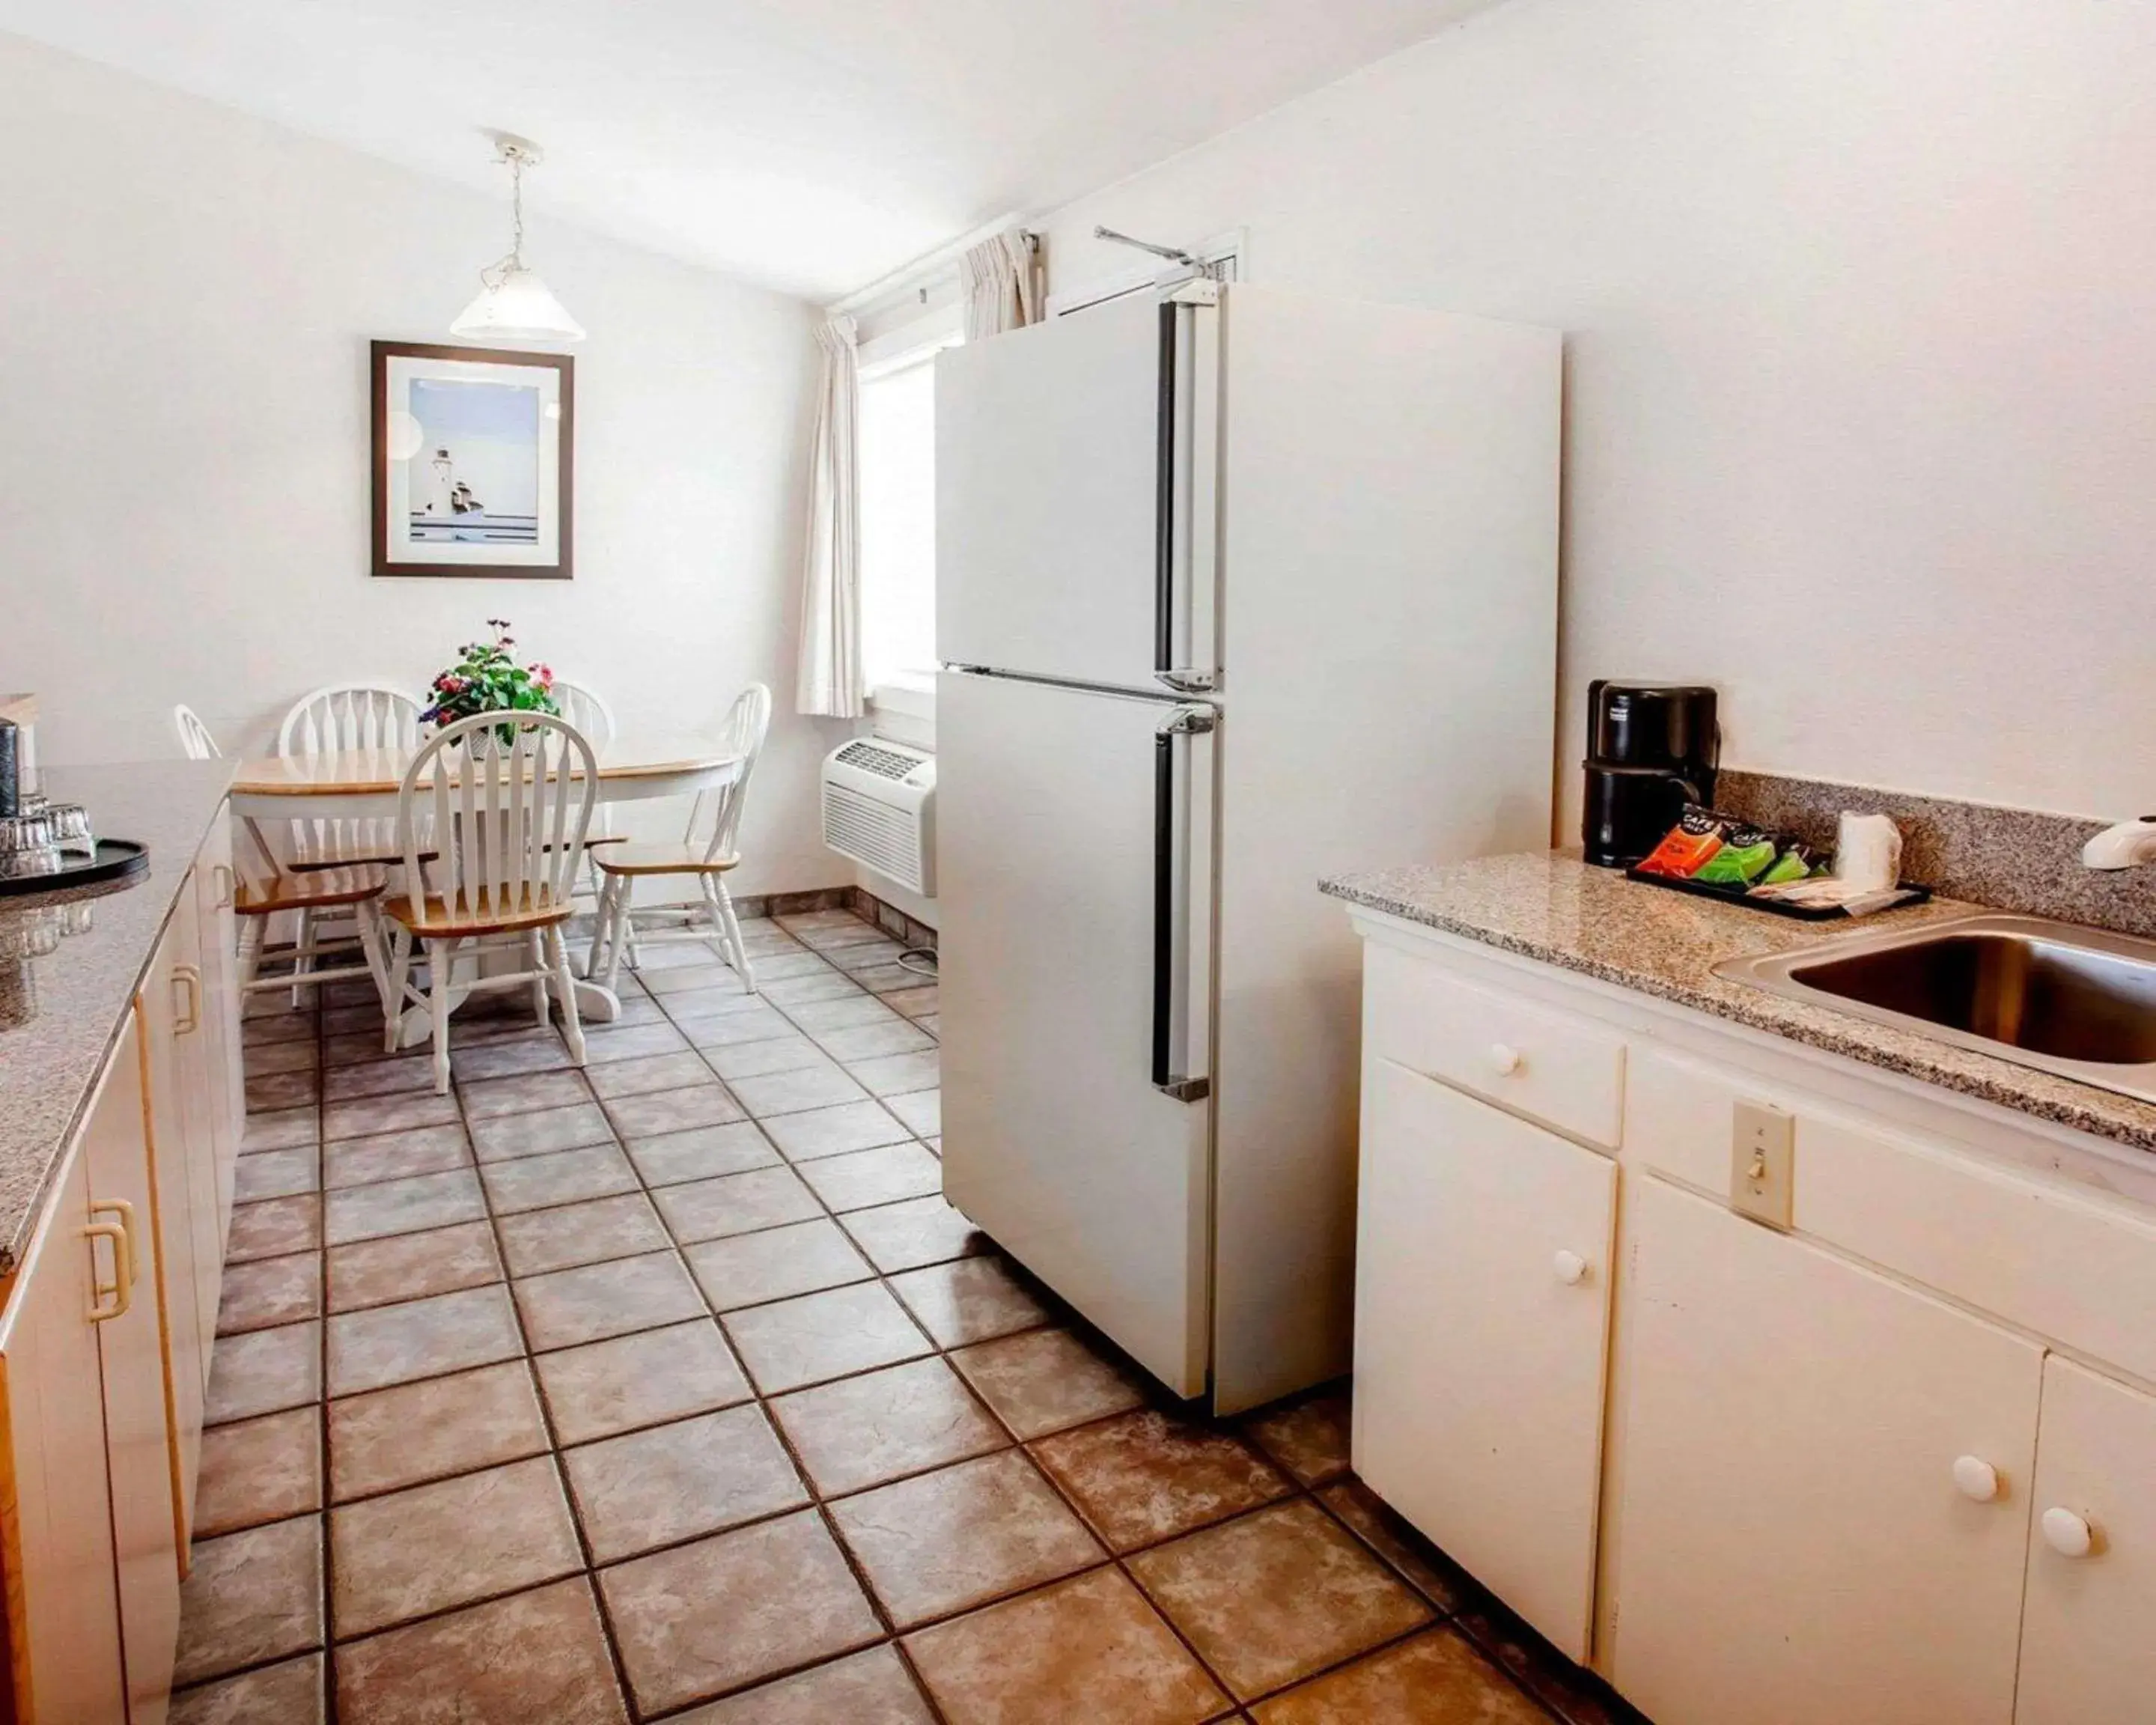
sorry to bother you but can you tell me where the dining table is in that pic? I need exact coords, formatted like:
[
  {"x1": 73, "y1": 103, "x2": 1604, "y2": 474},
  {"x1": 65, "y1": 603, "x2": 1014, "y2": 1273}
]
[{"x1": 228, "y1": 735, "x2": 746, "y2": 1042}]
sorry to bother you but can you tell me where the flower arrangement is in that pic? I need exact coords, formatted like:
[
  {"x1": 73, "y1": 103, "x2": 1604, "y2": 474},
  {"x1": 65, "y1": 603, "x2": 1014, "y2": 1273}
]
[{"x1": 421, "y1": 619, "x2": 558, "y2": 746}]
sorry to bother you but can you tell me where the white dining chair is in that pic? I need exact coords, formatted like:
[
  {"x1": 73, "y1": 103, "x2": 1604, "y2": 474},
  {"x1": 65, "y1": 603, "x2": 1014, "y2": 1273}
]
[
  {"x1": 588, "y1": 684, "x2": 771, "y2": 991},
  {"x1": 550, "y1": 679, "x2": 622, "y2": 910},
  {"x1": 173, "y1": 705, "x2": 221, "y2": 761},
  {"x1": 380, "y1": 711, "x2": 599, "y2": 1092}
]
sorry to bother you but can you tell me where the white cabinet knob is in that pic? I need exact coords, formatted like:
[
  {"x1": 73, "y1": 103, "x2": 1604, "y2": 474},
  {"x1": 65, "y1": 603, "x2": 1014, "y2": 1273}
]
[
  {"x1": 1489, "y1": 1043, "x2": 1523, "y2": 1077},
  {"x1": 1951, "y1": 1456, "x2": 2000, "y2": 1503},
  {"x1": 1553, "y1": 1250, "x2": 1589, "y2": 1286},
  {"x1": 2041, "y1": 1507, "x2": 2095, "y2": 1558}
]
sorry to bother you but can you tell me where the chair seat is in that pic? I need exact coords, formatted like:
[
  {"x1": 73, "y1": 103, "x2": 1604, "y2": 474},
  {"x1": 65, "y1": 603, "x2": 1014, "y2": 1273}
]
[
  {"x1": 591, "y1": 844, "x2": 741, "y2": 877},
  {"x1": 236, "y1": 868, "x2": 388, "y2": 914},
  {"x1": 384, "y1": 886, "x2": 576, "y2": 937}
]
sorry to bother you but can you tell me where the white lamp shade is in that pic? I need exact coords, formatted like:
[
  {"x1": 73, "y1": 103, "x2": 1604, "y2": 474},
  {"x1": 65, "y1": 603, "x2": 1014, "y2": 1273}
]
[{"x1": 450, "y1": 264, "x2": 585, "y2": 343}]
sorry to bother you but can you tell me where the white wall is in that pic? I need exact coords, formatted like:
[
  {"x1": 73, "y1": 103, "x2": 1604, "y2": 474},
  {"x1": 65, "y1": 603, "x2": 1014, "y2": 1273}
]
[
  {"x1": 1038, "y1": 0, "x2": 2156, "y2": 825},
  {"x1": 0, "y1": 31, "x2": 853, "y2": 894}
]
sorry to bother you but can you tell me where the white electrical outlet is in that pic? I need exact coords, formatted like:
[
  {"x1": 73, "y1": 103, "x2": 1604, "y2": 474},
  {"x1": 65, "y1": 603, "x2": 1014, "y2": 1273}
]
[{"x1": 1730, "y1": 1099, "x2": 1795, "y2": 1230}]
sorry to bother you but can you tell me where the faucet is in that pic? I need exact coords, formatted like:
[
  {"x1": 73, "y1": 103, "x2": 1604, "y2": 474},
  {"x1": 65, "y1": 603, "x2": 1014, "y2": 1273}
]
[{"x1": 2083, "y1": 817, "x2": 2156, "y2": 870}]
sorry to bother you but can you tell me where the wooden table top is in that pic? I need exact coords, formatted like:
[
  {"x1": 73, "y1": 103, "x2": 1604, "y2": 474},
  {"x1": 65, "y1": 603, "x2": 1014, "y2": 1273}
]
[{"x1": 231, "y1": 736, "x2": 746, "y2": 798}]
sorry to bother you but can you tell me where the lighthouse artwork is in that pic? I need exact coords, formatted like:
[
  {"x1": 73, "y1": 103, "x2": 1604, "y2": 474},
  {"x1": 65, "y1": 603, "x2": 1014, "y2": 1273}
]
[{"x1": 372, "y1": 340, "x2": 573, "y2": 579}]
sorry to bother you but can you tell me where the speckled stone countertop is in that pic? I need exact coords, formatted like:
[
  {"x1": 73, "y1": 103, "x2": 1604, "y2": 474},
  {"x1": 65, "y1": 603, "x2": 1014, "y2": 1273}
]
[
  {"x1": 0, "y1": 761, "x2": 234, "y2": 1274},
  {"x1": 1321, "y1": 852, "x2": 2156, "y2": 1154}
]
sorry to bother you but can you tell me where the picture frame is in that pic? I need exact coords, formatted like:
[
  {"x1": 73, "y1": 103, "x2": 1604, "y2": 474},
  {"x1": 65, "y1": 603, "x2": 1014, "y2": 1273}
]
[{"x1": 371, "y1": 340, "x2": 574, "y2": 580}]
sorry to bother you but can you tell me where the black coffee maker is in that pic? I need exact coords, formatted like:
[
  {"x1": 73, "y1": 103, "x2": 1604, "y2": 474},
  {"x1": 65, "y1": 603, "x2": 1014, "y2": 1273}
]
[{"x1": 1582, "y1": 681, "x2": 1719, "y2": 868}]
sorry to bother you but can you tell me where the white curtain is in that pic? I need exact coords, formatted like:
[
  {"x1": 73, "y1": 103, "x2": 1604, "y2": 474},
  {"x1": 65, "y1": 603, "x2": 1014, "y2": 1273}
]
[
  {"x1": 796, "y1": 314, "x2": 863, "y2": 718},
  {"x1": 960, "y1": 231, "x2": 1041, "y2": 340}
]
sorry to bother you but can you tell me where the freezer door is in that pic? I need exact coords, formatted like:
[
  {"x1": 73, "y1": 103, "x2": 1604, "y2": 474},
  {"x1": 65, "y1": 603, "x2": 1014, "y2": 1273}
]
[
  {"x1": 936, "y1": 288, "x2": 1217, "y2": 693},
  {"x1": 936, "y1": 670, "x2": 1215, "y2": 1398}
]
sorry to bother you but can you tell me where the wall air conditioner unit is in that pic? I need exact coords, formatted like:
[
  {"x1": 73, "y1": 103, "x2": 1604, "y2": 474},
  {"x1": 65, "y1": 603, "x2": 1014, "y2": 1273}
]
[{"x1": 820, "y1": 738, "x2": 937, "y2": 897}]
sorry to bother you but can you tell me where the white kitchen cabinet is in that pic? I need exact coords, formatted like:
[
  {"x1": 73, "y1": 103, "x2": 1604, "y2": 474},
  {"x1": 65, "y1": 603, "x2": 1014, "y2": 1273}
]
[
  {"x1": 1353, "y1": 1055, "x2": 1615, "y2": 1659},
  {"x1": 2015, "y1": 1357, "x2": 2156, "y2": 1724},
  {"x1": 1610, "y1": 1175, "x2": 2043, "y2": 1725}
]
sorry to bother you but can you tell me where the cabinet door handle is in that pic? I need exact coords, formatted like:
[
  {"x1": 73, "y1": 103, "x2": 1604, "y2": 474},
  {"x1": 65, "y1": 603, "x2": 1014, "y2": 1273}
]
[
  {"x1": 1489, "y1": 1043, "x2": 1523, "y2": 1077},
  {"x1": 1553, "y1": 1250, "x2": 1589, "y2": 1286},
  {"x1": 2041, "y1": 1506, "x2": 2096, "y2": 1558},
  {"x1": 1952, "y1": 1455, "x2": 2002, "y2": 1503},
  {"x1": 173, "y1": 964, "x2": 202, "y2": 1035},
  {"x1": 212, "y1": 862, "x2": 235, "y2": 909},
  {"x1": 82, "y1": 1218, "x2": 132, "y2": 1321},
  {"x1": 94, "y1": 1198, "x2": 140, "y2": 1288}
]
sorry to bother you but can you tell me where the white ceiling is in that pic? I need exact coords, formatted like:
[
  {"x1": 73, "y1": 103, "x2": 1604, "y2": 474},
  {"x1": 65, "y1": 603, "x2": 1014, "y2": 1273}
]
[{"x1": 0, "y1": 0, "x2": 1500, "y2": 301}]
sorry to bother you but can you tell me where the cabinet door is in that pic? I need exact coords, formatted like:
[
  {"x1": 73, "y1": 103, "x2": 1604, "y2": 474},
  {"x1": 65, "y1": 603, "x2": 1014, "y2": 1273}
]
[
  {"x1": 1610, "y1": 1178, "x2": 2041, "y2": 1725},
  {"x1": 189, "y1": 827, "x2": 243, "y2": 1256},
  {"x1": 0, "y1": 1131, "x2": 127, "y2": 1723},
  {"x1": 2015, "y1": 1357, "x2": 2156, "y2": 1724},
  {"x1": 1353, "y1": 1056, "x2": 1616, "y2": 1658},
  {"x1": 85, "y1": 1013, "x2": 180, "y2": 1725},
  {"x1": 141, "y1": 909, "x2": 208, "y2": 1553}
]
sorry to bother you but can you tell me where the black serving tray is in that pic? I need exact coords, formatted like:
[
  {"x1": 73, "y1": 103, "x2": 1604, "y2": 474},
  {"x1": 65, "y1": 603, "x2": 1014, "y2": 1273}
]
[
  {"x1": 1623, "y1": 865, "x2": 1931, "y2": 922},
  {"x1": 0, "y1": 840, "x2": 149, "y2": 898}
]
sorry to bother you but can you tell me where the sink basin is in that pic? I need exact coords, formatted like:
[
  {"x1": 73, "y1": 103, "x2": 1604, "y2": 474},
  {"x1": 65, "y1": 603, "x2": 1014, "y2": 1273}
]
[{"x1": 1716, "y1": 914, "x2": 2156, "y2": 1105}]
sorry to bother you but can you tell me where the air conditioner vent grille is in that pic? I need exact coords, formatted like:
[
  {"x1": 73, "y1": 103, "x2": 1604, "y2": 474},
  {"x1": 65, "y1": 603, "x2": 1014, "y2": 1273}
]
[
  {"x1": 823, "y1": 782, "x2": 923, "y2": 889},
  {"x1": 834, "y1": 740, "x2": 925, "y2": 781}
]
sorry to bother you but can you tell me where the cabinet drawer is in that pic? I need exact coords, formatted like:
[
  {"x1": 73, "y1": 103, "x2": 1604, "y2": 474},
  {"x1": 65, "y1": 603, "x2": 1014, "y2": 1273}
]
[
  {"x1": 1364, "y1": 943, "x2": 1625, "y2": 1147},
  {"x1": 1626, "y1": 1046, "x2": 2156, "y2": 1384}
]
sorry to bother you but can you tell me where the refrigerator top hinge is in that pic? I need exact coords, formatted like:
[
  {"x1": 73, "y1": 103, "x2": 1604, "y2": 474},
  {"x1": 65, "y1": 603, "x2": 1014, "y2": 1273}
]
[
  {"x1": 1156, "y1": 669, "x2": 1219, "y2": 696},
  {"x1": 1163, "y1": 279, "x2": 1221, "y2": 308},
  {"x1": 1157, "y1": 705, "x2": 1218, "y2": 737}
]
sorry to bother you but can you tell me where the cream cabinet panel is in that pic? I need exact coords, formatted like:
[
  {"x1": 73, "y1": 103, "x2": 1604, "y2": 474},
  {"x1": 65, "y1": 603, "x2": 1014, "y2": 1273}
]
[
  {"x1": 1611, "y1": 1177, "x2": 2041, "y2": 1725},
  {"x1": 1353, "y1": 1056, "x2": 1615, "y2": 1659},
  {"x1": 2016, "y1": 1357, "x2": 2156, "y2": 1724},
  {"x1": 0, "y1": 1134, "x2": 127, "y2": 1724},
  {"x1": 190, "y1": 830, "x2": 243, "y2": 1248}
]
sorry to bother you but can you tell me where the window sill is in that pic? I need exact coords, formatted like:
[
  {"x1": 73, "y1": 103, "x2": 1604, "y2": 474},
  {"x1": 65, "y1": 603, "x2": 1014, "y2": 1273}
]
[{"x1": 867, "y1": 678, "x2": 937, "y2": 721}]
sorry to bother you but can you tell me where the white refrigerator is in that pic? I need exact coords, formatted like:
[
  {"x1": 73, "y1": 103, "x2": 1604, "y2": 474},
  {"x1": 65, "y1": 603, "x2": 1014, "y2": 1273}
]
[{"x1": 934, "y1": 279, "x2": 1560, "y2": 1413}]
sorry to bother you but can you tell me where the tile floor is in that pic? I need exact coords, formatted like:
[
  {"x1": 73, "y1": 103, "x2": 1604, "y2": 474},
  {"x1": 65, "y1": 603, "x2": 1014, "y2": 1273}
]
[{"x1": 174, "y1": 908, "x2": 1645, "y2": 1724}]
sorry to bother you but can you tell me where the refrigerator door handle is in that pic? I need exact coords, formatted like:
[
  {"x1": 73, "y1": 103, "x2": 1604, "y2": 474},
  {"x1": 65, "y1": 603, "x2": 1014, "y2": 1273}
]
[
  {"x1": 1154, "y1": 284, "x2": 1219, "y2": 697},
  {"x1": 1152, "y1": 703, "x2": 1216, "y2": 1102}
]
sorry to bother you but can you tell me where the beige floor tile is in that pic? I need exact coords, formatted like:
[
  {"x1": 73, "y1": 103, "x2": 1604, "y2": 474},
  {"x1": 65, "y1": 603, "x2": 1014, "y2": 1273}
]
[
  {"x1": 451, "y1": 1034, "x2": 576, "y2": 1083},
  {"x1": 816, "y1": 1020, "x2": 937, "y2": 1061},
  {"x1": 563, "y1": 1405, "x2": 806, "y2": 1563},
  {"x1": 1127, "y1": 1499, "x2": 1433, "y2": 1702},
  {"x1": 326, "y1": 1285, "x2": 524, "y2": 1396},
  {"x1": 171, "y1": 1652, "x2": 325, "y2": 1725},
  {"x1": 242, "y1": 1106, "x2": 320, "y2": 1153},
  {"x1": 831, "y1": 1449, "x2": 1103, "y2": 1627},
  {"x1": 840, "y1": 1196, "x2": 989, "y2": 1274},
  {"x1": 625, "y1": 1120, "x2": 781, "y2": 1187},
  {"x1": 1318, "y1": 1482, "x2": 1477, "y2": 1611},
  {"x1": 513, "y1": 1250, "x2": 705, "y2": 1351},
  {"x1": 723, "y1": 1281, "x2": 933, "y2": 1393},
  {"x1": 889, "y1": 1256, "x2": 1051, "y2": 1348},
  {"x1": 174, "y1": 1515, "x2": 324, "y2": 1686},
  {"x1": 324, "y1": 1167, "x2": 487, "y2": 1245},
  {"x1": 773, "y1": 1357, "x2": 1008, "y2": 1497},
  {"x1": 761, "y1": 1100, "x2": 913, "y2": 1163},
  {"x1": 600, "y1": 1510, "x2": 881, "y2": 1715},
  {"x1": 1252, "y1": 1628, "x2": 1549, "y2": 1724},
  {"x1": 236, "y1": 1144, "x2": 320, "y2": 1202},
  {"x1": 535, "y1": 1319, "x2": 752, "y2": 1446},
  {"x1": 904, "y1": 1566, "x2": 1227, "y2": 1725},
  {"x1": 331, "y1": 1455, "x2": 582, "y2": 1636},
  {"x1": 654, "y1": 1164, "x2": 823, "y2": 1245},
  {"x1": 1032, "y1": 1409, "x2": 1291, "y2": 1552},
  {"x1": 951, "y1": 1328, "x2": 1147, "y2": 1440},
  {"x1": 323, "y1": 1088, "x2": 462, "y2": 1143},
  {"x1": 326, "y1": 1220, "x2": 503, "y2": 1313},
  {"x1": 1240, "y1": 1387, "x2": 1353, "y2": 1488},
  {"x1": 844, "y1": 1050, "x2": 940, "y2": 1098},
  {"x1": 247, "y1": 1068, "x2": 319, "y2": 1112},
  {"x1": 602, "y1": 1083, "x2": 748, "y2": 1139},
  {"x1": 321, "y1": 1054, "x2": 436, "y2": 1101},
  {"x1": 216, "y1": 1252, "x2": 323, "y2": 1334},
  {"x1": 679, "y1": 1004, "x2": 797, "y2": 1047},
  {"x1": 228, "y1": 1194, "x2": 323, "y2": 1263},
  {"x1": 460, "y1": 1068, "x2": 594, "y2": 1120},
  {"x1": 785, "y1": 994, "x2": 901, "y2": 1033},
  {"x1": 585, "y1": 1050, "x2": 719, "y2": 1098},
  {"x1": 479, "y1": 1143, "x2": 640, "y2": 1214},
  {"x1": 205, "y1": 1320, "x2": 323, "y2": 1425},
  {"x1": 195, "y1": 1408, "x2": 323, "y2": 1537},
  {"x1": 678, "y1": 1645, "x2": 933, "y2": 1723},
  {"x1": 727, "y1": 1063, "x2": 870, "y2": 1118},
  {"x1": 329, "y1": 1360, "x2": 550, "y2": 1501},
  {"x1": 496, "y1": 1191, "x2": 669, "y2": 1276},
  {"x1": 683, "y1": 1218, "x2": 874, "y2": 1311},
  {"x1": 581, "y1": 1020, "x2": 693, "y2": 1064},
  {"x1": 245, "y1": 1036, "x2": 320, "y2": 1074},
  {"x1": 335, "y1": 1578, "x2": 627, "y2": 1725},
  {"x1": 796, "y1": 1142, "x2": 943, "y2": 1211},
  {"x1": 321, "y1": 1122, "x2": 472, "y2": 1190},
  {"x1": 701, "y1": 1034, "x2": 826, "y2": 1080},
  {"x1": 469, "y1": 1101, "x2": 616, "y2": 1161},
  {"x1": 1448, "y1": 1597, "x2": 1635, "y2": 1725}
]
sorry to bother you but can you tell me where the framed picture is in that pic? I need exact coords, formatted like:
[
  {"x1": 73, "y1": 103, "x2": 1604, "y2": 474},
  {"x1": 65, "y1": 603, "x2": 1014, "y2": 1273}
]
[{"x1": 371, "y1": 340, "x2": 573, "y2": 579}]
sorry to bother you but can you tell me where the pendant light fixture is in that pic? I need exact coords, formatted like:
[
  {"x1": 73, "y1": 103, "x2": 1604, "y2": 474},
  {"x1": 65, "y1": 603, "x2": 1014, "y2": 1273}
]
[{"x1": 451, "y1": 134, "x2": 585, "y2": 344}]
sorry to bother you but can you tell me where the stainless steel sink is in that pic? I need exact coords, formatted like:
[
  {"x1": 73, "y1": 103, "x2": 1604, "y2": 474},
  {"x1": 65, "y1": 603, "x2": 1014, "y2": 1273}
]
[{"x1": 1716, "y1": 913, "x2": 2156, "y2": 1104}]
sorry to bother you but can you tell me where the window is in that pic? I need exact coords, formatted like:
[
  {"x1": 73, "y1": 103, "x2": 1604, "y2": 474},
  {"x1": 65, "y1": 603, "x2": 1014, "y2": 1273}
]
[{"x1": 858, "y1": 330, "x2": 957, "y2": 694}]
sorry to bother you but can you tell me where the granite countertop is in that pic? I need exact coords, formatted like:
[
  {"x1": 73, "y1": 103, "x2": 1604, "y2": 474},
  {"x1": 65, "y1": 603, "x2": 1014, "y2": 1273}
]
[
  {"x1": 1321, "y1": 851, "x2": 2156, "y2": 1154},
  {"x1": 0, "y1": 761, "x2": 235, "y2": 1274}
]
